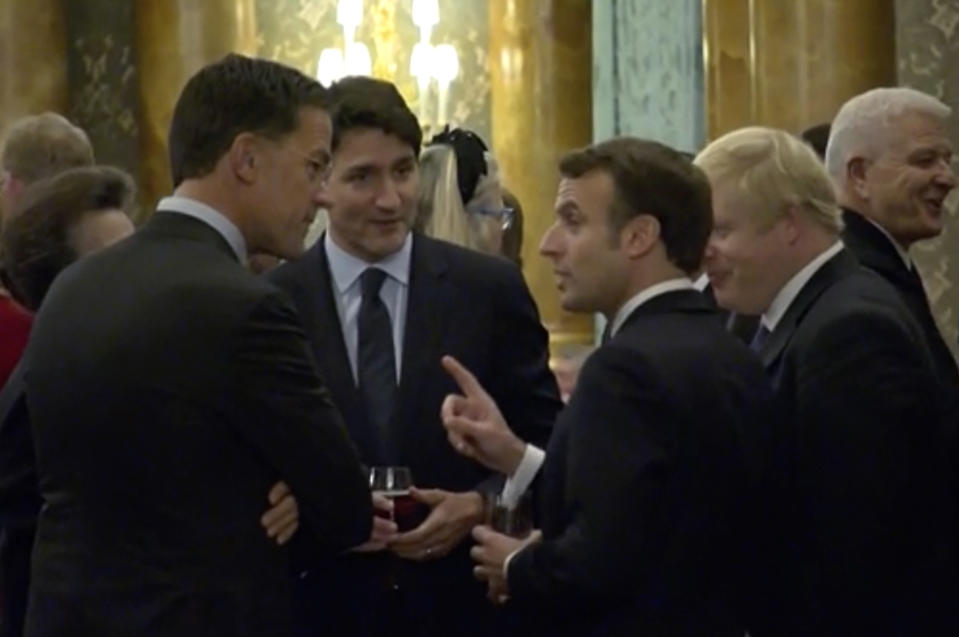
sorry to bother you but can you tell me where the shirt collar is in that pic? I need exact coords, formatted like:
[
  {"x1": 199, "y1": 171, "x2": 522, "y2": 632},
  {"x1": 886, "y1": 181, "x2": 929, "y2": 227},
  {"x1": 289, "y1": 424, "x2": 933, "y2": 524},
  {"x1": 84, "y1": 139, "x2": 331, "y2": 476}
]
[
  {"x1": 692, "y1": 272, "x2": 710, "y2": 292},
  {"x1": 157, "y1": 196, "x2": 248, "y2": 263},
  {"x1": 864, "y1": 216, "x2": 913, "y2": 270},
  {"x1": 324, "y1": 231, "x2": 412, "y2": 293},
  {"x1": 609, "y1": 277, "x2": 696, "y2": 338},
  {"x1": 762, "y1": 241, "x2": 843, "y2": 332}
]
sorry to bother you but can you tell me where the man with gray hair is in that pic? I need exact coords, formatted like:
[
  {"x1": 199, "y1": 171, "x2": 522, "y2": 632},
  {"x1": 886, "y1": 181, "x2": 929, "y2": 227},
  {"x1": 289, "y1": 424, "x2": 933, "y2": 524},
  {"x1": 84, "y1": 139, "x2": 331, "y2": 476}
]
[{"x1": 825, "y1": 87, "x2": 959, "y2": 387}]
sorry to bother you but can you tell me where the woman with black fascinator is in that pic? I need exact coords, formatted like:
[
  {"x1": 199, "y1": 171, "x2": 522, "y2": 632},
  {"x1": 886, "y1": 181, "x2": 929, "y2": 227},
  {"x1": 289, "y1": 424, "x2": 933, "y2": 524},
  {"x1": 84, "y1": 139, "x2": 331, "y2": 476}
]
[{"x1": 415, "y1": 126, "x2": 515, "y2": 257}]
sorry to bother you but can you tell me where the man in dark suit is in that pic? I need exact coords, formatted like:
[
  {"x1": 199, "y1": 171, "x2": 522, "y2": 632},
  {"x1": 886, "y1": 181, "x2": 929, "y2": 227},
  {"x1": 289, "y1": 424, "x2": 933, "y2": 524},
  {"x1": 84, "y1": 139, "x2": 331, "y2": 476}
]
[
  {"x1": 267, "y1": 77, "x2": 560, "y2": 636},
  {"x1": 270, "y1": 77, "x2": 561, "y2": 635},
  {"x1": 696, "y1": 125, "x2": 957, "y2": 634},
  {"x1": 441, "y1": 137, "x2": 780, "y2": 636},
  {"x1": 19, "y1": 54, "x2": 372, "y2": 637},
  {"x1": 824, "y1": 87, "x2": 958, "y2": 393}
]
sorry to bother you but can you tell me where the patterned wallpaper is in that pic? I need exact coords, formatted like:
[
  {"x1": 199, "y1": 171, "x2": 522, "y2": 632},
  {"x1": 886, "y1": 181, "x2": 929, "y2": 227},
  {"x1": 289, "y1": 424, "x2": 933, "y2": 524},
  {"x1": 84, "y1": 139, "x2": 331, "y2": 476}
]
[
  {"x1": 255, "y1": 0, "x2": 491, "y2": 144},
  {"x1": 897, "y1": 0, "x2": 959, "y2": 356},
  {"x1": 61, "y1": 0, "x2": 143, "y2": 218},
  {"x1": 592, "y1": 0, "x2": 704, "y2": 153}
]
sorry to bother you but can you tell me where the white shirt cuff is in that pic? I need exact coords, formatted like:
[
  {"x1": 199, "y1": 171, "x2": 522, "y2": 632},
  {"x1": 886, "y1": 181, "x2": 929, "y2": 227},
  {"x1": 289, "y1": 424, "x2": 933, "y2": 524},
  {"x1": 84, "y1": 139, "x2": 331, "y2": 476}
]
[{"x1": 500, "y1": 444, "x2": 545, "y2": 509}]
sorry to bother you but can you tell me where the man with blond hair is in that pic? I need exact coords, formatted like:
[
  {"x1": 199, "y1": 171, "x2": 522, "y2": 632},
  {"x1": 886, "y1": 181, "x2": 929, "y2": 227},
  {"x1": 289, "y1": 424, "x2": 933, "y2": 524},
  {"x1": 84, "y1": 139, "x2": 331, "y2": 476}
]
[
  {"x1": 826, "y1": 87, "x2": 959, "y2": 392},
  {"x1": 696, "y1": 126, "x2": 956, "y2": 635}
]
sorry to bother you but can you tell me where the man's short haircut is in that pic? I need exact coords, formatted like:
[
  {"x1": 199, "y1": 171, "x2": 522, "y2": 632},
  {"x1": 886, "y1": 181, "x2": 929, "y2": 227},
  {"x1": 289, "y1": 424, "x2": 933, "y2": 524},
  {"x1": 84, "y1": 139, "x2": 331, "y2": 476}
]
[
  {"x1": 327, "y1": 76, "x2": 422, "y2": 156},
  {"x1": 559, "y1": 137, "x2": 713, "y2": 275},
  {"x1": 1, "y1": 112, "x2": 94, "y2": 184},
  {"x1": 168, "y1": 53, "x2": 329, "y2": 186},
  {"x1": 825, "y1": 87, "x2": 951, "y2": 180},
  {"x1": 695, "y1": 126, "x2": 843, "y2": 234},
  {"x1": 1, "y1": 165, "x2": 134, "y2": 310}
]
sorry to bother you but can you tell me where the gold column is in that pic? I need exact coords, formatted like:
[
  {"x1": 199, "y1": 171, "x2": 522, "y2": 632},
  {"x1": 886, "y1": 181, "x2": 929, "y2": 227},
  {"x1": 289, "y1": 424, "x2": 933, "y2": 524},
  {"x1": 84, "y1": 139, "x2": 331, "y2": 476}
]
[
  {"x1": 489, "y1": 0, "x2": 594, "y2": 349},
  {"x1": 705, "y1": 0, "x2": 896, "y2": 138},
  {"x1": 0, "y1": 1, "x2": 68, "y2": 124},
  {"x1": 134, "y1": 0, "x2": 256, "y2": 212}
]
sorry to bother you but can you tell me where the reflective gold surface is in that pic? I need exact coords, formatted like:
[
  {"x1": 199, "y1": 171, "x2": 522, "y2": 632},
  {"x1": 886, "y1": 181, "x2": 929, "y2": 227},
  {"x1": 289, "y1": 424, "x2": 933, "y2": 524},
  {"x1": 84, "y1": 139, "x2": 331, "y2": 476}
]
[
  {"x1": 489, "y1": 0, "x2": 593, "y2": 348},
  {"x1": 0, "y1": 1, "x2": 68, "y2": 123},
  {"x1": 705, "y1": 0, "x2": 896, "y2": 138},
  {"x1": 134, "y1": 0, "x2": 257, "y2": 211}
]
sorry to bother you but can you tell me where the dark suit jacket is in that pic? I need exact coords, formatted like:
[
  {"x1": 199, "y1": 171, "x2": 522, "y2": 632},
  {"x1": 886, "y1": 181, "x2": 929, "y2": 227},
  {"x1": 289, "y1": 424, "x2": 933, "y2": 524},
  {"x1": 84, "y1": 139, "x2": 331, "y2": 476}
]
[
  {"x1": 21, "y1": 212, "x2": 372, "y2": 637},
  {"x1": 755, "y1": 248, "x2": 957, "y2": 635},
  {"x1": 268, "y1": 234, "x2": 560, "y2": 635},
  {"x1": 0, "y1": 362, "x2": 38, "y2": 637},
  {"x1": 841, "y1": 208, "x2": 959, "y2": 387},
  {"x1": 506, "y1": 290, "x2": 779, "y2": 636}
]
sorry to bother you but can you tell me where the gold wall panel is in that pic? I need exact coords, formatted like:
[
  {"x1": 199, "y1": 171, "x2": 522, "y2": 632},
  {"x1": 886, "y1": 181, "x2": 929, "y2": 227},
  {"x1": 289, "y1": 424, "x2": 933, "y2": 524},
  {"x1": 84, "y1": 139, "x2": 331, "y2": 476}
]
[
  {"x1": 705, "y1": 0, "x2": 896, "y2": 138},
  {"x1": 490, "y1": 0, "x2": 593, "y2": 348},
  {"x1": 134, "y1": 0, "x2": 257, "y2": 211},
  {"x1": 0, "y1": 0, "x2": 68, "y2": 123}
]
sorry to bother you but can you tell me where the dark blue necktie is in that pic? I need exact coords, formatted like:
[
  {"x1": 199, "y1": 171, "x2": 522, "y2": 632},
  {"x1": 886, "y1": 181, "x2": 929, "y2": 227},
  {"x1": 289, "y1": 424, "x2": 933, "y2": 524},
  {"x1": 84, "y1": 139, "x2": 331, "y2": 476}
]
[
  {"x1": 749, "y1": 323, "x2": 771, "y2": 353},
  {"x1": 357, "y1": 268, "x2": 396, "y2": 443}
]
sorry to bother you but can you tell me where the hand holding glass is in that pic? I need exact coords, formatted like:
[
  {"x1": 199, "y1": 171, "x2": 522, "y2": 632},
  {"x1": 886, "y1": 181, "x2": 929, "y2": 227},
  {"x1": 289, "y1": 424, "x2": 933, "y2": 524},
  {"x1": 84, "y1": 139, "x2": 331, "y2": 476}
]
[{"x1": 369, "y1": 466, "x2": 429, "y2": 532}]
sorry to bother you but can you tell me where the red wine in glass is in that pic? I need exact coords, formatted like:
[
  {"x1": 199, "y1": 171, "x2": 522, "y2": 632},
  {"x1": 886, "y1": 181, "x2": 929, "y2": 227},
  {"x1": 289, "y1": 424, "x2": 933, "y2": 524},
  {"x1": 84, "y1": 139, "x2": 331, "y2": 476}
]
[{"x1": 369, "y1": 466, "x2": 429, "y2": 532}]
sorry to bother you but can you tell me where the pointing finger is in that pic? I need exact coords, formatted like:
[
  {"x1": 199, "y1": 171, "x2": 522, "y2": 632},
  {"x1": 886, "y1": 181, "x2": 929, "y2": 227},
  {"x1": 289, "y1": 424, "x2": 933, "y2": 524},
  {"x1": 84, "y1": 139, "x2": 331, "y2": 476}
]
[{"x1": 441, "y1": 355, "x2": 484, "y2": 399}]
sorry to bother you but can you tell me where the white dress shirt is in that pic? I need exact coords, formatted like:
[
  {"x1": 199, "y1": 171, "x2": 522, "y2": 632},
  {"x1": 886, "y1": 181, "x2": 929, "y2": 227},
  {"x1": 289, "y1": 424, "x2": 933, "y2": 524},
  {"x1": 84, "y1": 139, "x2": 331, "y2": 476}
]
[
  {"x1": 324, "y1": 232, "x2": 411, "y2": 383},
  {"x1": 158, "y1": 196, "x2": 248, "y2": 263},
  {"x1": 760, "y1": 241, "x2": 844, "y2": 333},
  {"x1": 692, "y1": 272, "x2": 710, "y2": 292}
]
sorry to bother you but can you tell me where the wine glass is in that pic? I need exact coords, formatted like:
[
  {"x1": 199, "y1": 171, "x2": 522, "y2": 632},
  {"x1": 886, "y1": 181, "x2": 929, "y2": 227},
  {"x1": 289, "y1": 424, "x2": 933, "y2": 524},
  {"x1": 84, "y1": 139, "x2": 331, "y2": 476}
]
[{"x1": 368, "y1": 466, "x2": 427, "y2": 532}]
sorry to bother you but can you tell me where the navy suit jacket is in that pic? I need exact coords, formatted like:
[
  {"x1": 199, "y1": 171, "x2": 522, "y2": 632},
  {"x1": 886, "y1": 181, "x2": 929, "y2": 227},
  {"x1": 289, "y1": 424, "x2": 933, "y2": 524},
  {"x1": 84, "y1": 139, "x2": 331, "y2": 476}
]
[
  {"x1": 754, "y1": 248, "x2": 957, "y2": 635},
  {"x1": 506, "y1": 290, "x2": 780, "y2": 636},
  {"x1": 268, "y1": 233, "x2": 560, "y2": 635}
]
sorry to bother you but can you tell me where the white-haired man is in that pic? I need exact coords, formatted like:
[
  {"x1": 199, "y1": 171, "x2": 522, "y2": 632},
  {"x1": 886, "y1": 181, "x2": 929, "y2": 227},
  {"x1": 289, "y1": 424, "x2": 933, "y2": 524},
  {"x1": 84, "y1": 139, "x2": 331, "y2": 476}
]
[
  {"x1": 826, "y1": 87, "x2": 959, "y2": 388},
  {"x1": 696, "y1": 126, "x2": 956, "y2": 635}
]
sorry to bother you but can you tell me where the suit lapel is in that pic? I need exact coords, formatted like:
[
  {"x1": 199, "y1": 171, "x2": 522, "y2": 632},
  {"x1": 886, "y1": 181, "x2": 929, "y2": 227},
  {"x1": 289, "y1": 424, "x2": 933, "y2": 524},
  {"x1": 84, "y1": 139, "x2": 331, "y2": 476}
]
[
  {"x1": 304, "y1": 242, "x2": 355, "y2": 388},
  {"x1": 759, "y1": 249, "x2": 859, "y2": 368},
  {"x1": 390, "y1": 236, "x2": 451, "y2": 455}
]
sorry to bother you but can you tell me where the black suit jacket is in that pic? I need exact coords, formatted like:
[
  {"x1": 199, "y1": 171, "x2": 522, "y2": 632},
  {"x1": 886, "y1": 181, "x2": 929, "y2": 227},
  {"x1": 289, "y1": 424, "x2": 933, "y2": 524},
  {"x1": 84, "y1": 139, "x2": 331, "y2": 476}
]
[
  {"x1": 755, "y1": 248, "x2": 957, "y2": 635},
  {"x1": 21, "y1": 212, "x2": 372, "y2": 637},
  {"x1": 841, "y1": 208, "x2": 959, "y2": 386},
  {"x1": 268, "y1": 234, "x2": 560, "y2": 634},
  {"x1": 506, "y1": 290, "x2": 779, "y2": 636},
  {"x1": 0, "y1": 362, "x2": 38, "y2": 637}
]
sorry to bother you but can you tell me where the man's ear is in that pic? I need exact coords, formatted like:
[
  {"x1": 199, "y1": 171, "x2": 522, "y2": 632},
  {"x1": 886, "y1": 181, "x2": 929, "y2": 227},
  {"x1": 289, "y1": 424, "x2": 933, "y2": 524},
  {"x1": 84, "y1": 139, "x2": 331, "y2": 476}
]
[
  {"x1": 847, "y1": 156, "x2": 870, "y2": 199},
  {"x1": 229, "y1": 132, "x2": 261, "y2": 185},
  {"x1": 779, "y1": 205, "x2": 803, "y2": 245},
  {"x1": 620, "y1": 214, "x2": 660, "y2": 259}
]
